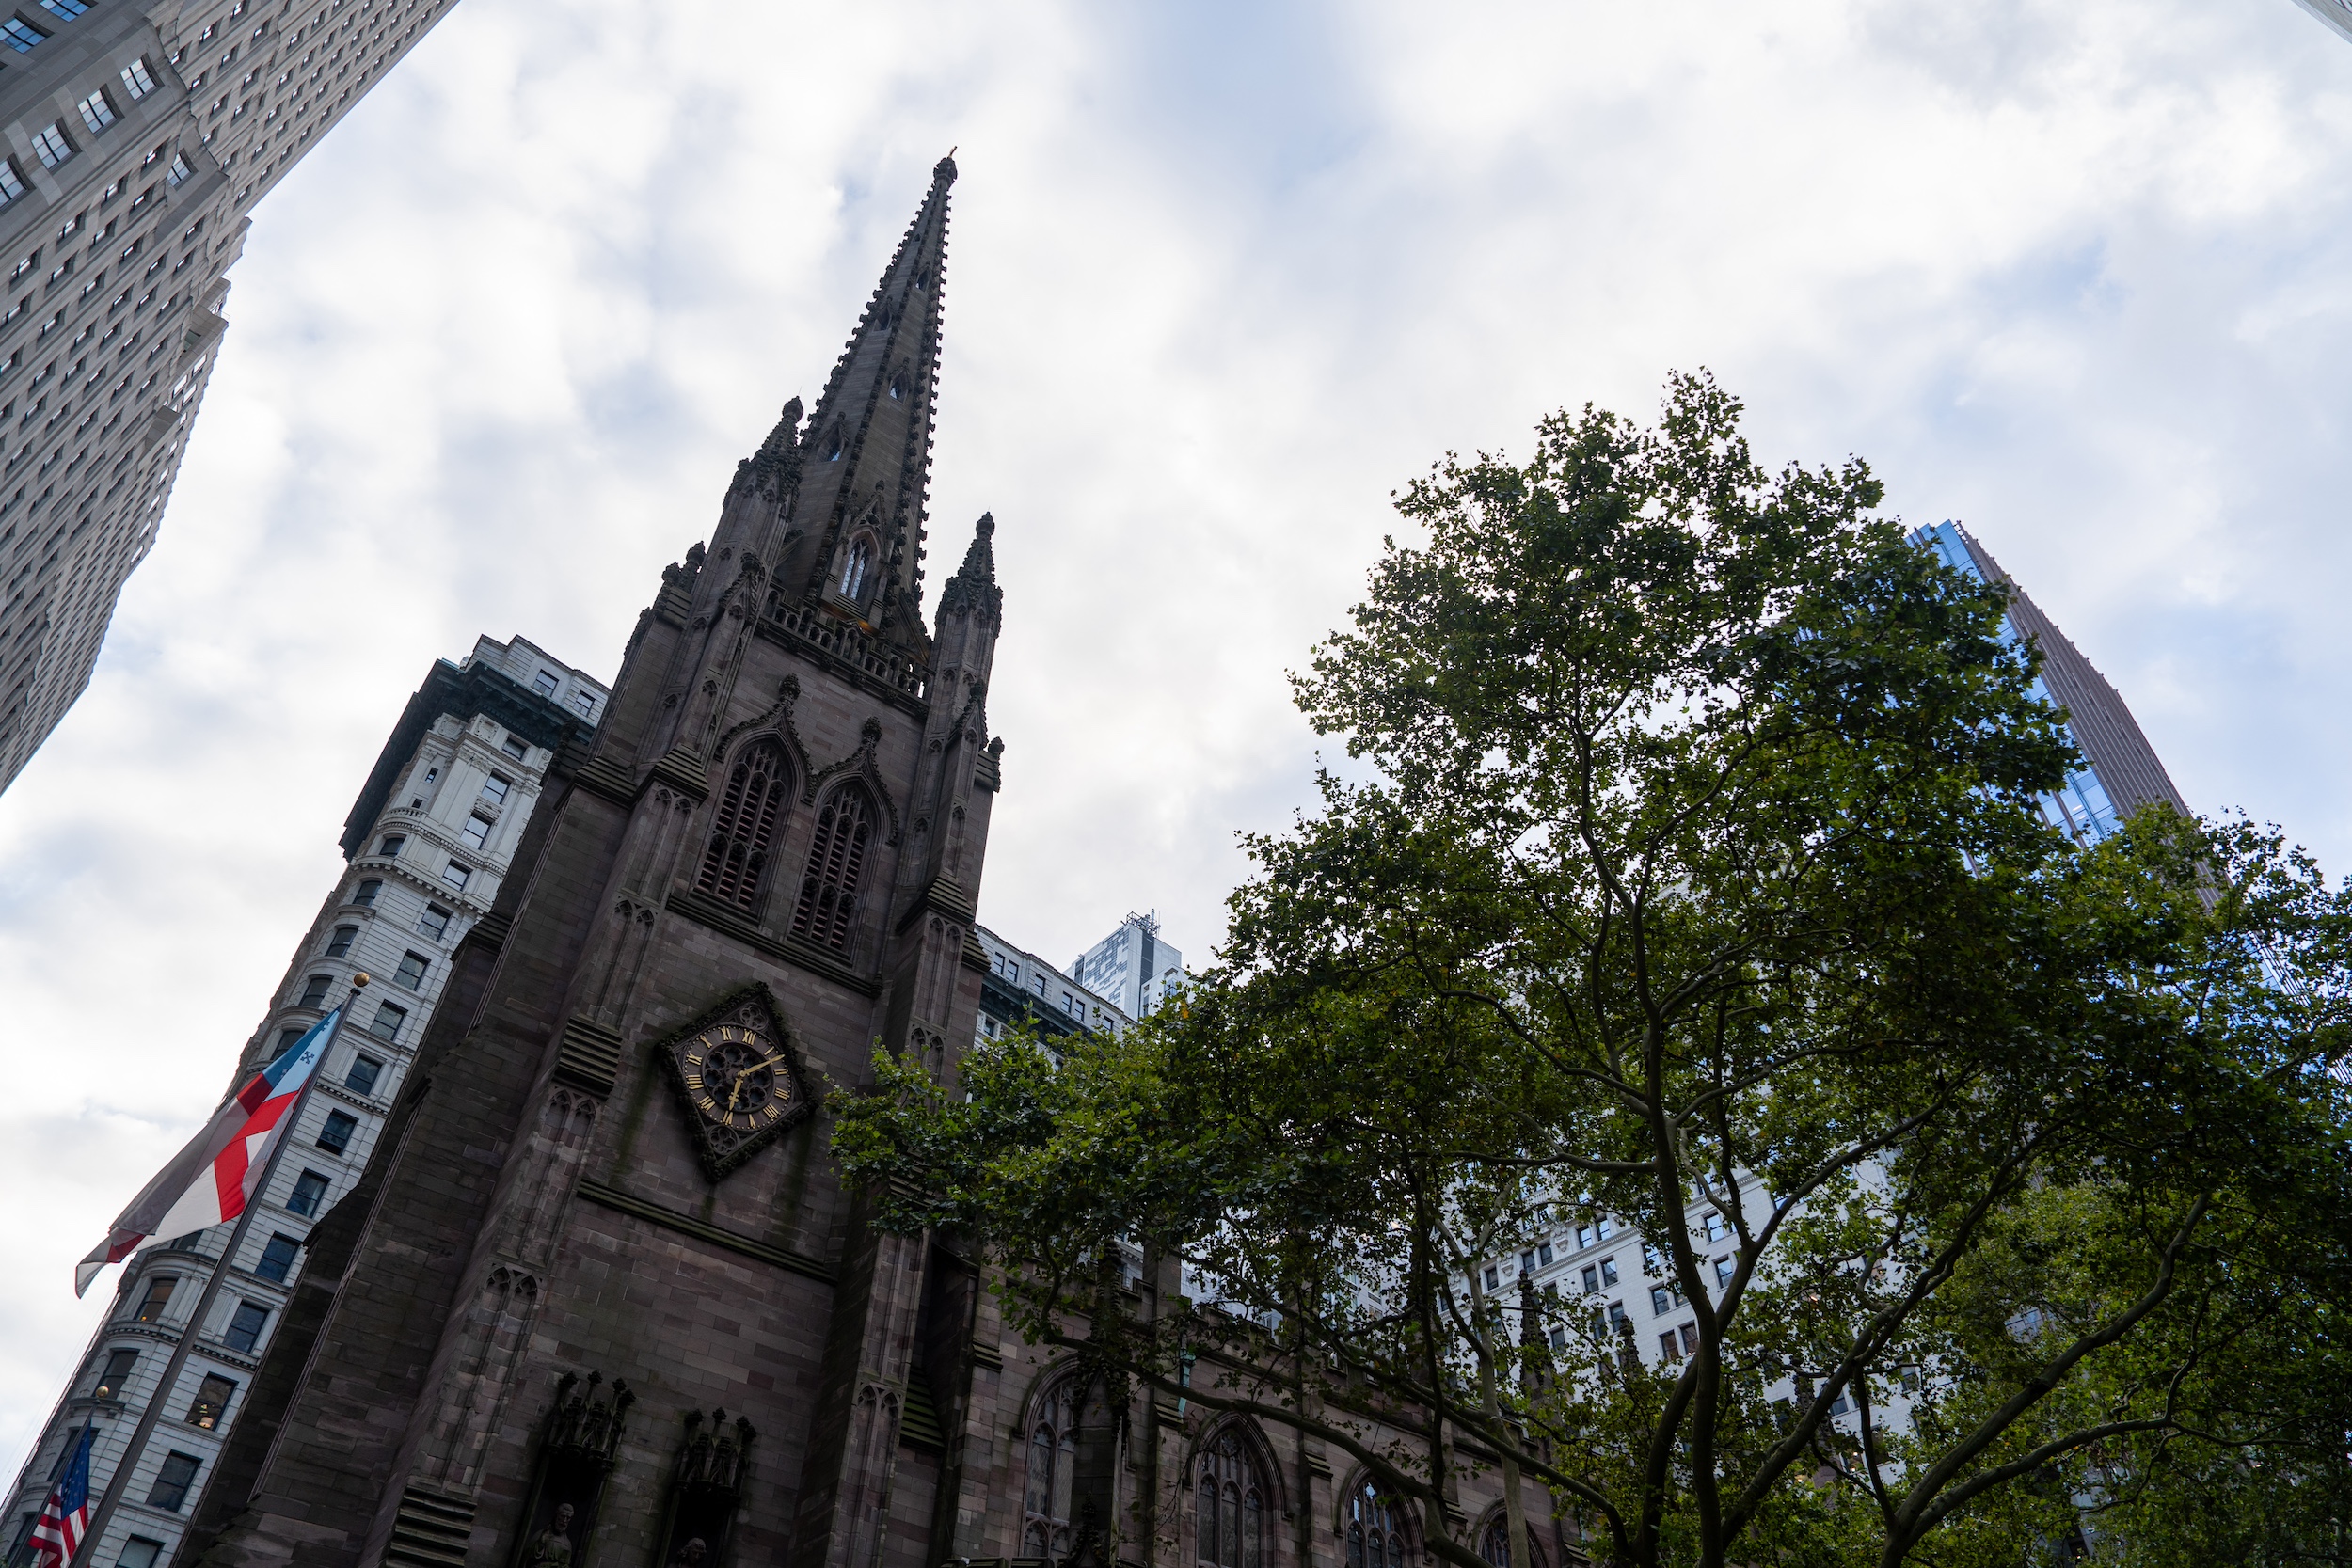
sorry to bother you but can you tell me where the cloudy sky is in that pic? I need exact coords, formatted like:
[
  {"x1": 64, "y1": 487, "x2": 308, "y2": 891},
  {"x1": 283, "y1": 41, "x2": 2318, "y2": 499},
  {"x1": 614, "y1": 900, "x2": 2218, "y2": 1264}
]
[{"x1": 2, "y1": 0, "x2": 2349, "y2": 1460}]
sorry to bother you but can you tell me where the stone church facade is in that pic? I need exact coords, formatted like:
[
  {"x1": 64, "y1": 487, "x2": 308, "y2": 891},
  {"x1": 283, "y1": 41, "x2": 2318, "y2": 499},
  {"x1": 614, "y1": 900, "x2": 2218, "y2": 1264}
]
[{"x1": 182, "y1": 158, "x2": 1567, "y2": 1568}]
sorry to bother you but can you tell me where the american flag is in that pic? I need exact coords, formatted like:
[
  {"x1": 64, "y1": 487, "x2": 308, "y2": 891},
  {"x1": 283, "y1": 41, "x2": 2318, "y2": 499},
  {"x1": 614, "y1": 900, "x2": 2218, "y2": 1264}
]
[{"x1": 26, "y1": 1427, "x2": 93, "y2": 1568}]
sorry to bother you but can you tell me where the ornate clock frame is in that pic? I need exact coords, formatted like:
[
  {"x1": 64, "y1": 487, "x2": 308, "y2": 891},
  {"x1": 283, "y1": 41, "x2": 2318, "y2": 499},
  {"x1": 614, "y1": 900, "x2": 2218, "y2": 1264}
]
[{"x1": 649, "y1": 983, "x2": 821, "y2": 1181}]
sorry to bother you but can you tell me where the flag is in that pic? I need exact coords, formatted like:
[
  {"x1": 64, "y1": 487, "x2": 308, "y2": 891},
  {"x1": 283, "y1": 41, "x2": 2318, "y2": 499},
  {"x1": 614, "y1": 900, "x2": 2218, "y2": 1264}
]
[
  {"x1": 26, "y1": 1426, "x2": 92, "y2": 1568},
  {"x1": 75, "y1": 1008, "x2": 342, "y2": 1295}
]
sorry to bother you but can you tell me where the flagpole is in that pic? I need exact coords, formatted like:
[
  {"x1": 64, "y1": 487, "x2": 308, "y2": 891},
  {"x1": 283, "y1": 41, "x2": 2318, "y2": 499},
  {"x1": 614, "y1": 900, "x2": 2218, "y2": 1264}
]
[{"x1": 66, "y1": 977, "x2": 369, "y2": 1568}]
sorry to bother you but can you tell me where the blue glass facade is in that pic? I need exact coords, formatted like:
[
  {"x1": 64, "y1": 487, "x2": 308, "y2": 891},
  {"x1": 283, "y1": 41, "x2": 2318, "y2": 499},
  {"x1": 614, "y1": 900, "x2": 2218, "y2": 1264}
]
[{"x1": 1915, "y1": 521, "x2": 2127, "y2": 844}]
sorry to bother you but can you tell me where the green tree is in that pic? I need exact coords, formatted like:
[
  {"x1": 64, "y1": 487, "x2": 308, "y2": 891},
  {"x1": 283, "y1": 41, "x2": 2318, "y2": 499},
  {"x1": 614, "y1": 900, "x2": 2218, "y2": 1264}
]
[{"x1": 835, "y1": 374, "x2": 2352, "y2": 1568}]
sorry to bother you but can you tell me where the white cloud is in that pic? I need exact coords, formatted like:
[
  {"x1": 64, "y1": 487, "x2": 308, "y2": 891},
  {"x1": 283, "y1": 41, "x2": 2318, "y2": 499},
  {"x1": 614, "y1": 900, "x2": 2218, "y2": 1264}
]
[{"x1": 4, "y1": 0, "x2": 2349, "y2": 1461}]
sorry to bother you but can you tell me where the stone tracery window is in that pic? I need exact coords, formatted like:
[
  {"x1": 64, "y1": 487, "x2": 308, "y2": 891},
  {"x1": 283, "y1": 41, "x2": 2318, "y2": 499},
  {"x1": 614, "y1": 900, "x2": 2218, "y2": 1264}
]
[
  {"x1": 1479, "y1": 1518, "x2": 1542, "y2": 1568},
  {"x1": 790, "y1": 783, "x2": 874, "y2": 951},
  {"x1": 1346, "y1": 1482, "x2": 1406, "y2": 1568},
  {"x1": 838, "y1": 535, "x2": 874, "y2": 602},
  {"x1": 1196, "y1": 1429, "x2": 1264, "y2": 1568},
  {"x1": 696, "y1": 739, "x2": 789, "y2": 911},
  {"x1": 1023, "y1": 1377, "x2": 1079, "y2": 1558}
]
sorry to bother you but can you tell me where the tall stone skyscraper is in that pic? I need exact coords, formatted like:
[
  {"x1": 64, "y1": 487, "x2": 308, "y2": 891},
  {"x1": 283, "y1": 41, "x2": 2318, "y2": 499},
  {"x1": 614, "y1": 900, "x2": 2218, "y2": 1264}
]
[
  {"x1": 0, "y1": 0, "x2": 461, "y2": 790},
  {"x1": 1, "y1": 636, "x2": 605, "y2": 1568}
]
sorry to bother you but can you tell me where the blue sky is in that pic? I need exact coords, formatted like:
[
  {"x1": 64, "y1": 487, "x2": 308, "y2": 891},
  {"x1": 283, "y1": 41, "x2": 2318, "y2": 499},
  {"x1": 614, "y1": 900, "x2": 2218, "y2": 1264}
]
[{"x1": 2, "y1": 0, "x2": 2349, "y2": 1460}]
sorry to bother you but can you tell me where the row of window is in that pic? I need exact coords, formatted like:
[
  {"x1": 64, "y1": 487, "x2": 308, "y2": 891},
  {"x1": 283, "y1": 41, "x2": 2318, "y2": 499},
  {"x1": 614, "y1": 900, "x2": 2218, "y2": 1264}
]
[
  {"x1": 0, "y1": 56, "x2": 167, "y2": 214},
  {"x1": 373, "y1": 831, "x2": 473, "y2": 892}
]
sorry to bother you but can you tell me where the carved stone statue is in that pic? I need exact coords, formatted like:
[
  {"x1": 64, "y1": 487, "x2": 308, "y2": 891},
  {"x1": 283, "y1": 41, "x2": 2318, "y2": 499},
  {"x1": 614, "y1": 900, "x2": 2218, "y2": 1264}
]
[
  {"x1": 526, "y1": 1503, "x2": 576, "y2": 1568},
  {"x1": 669, "y1": 1538, "x2": 707, "y2": 1568}
]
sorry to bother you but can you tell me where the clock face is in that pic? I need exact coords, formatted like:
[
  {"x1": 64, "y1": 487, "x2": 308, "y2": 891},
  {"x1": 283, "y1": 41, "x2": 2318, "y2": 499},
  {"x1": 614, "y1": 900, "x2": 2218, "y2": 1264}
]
[
  {"x1": 681, "y1": 1023, "x2": 797, "y2": 1133},
  {"x1": 655, "y1": 986, "x2": 817, "y2": 1181}
]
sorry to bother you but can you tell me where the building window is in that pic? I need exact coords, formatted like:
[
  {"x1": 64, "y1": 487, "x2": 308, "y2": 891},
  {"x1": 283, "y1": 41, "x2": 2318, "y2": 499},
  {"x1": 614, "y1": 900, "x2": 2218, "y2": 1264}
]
[
  {"x1": 1346, "y1": 1483, "x2": 1406, "y2": 1568},
  {"x1": 166, "y1": 153, "x2": 192, "y2": 187},
  {"x1": 1596, "y1": 1215, "x2": 1614, "y2": 1240},
  {"x1": 1, "y1": 18, "x2": 49, "y2": 51},
  {"x1": 376, "y1": 833, "x2": 405, "y2": 858},
  {"x1": 114, "y1": 1541, "x2": 162, "y2": 1568},
  {"x1": 479, "y1": 773, "x2": 510, "y2": 806},
  {"x1": 39, "y1": 0, "x2": 86, "y2": 15},
  {"x1": 1701, "y1": 1212, "x2": 1726, "y2": 1242},
  {"x1": 130, "y1": 1275, "x2": 177, "y2": 1323},
  {"x1": 187, "y1": 1370, "x2": 236, "y2": 1426},
  {"x1": 500, "y1": 732, "x2": 528, "y2": 760},
  {"x1": 326, "y1": 925, "x2": 358, "y2": 958},
  {"x1": 460, "y1": 814, "x2": 492, "y2": 849},
  {"x1": 417, "y1": 904, "x2": 451, "y2": 942},
  {"x1": 1580, "y1": 1265, "x2": 1597, "y2": 1295},
  {"x1": 1714, "y1": 1257, "x2": 1735, "y2": 1290},
  {"x1": 1519, "y1": 1250, "x2": 1535, "y2": 1275},
  {"x1": 572, "y1": 690, "x2": 594, "y2": 716},
  {"x1": 77, "y1": 90, "x2": 115, "y2": 134},
  {"x1": 1480, "y1": 1518, "x2": 1542, "y2": 1568},
  {"x1": 392, "y1": 951, "x2": 429, "y2": 990},
  {"x1": 1679, "y1": 1323, "x2": 1700, "y2": 1357},
  {"x1": 296, "y1": 974, "x2": 332, "y2": 1008},
  {"x1": 353, "y1": 879, "x2": 382, "y2": 906},
  {"x1": 31, "y1": 123, "x2": 73, "y2": 168},
  {"x1": 1651, "y1": 1285, "x2": 1683, "y2": 1316},
  {"x1": 1598, "y1": 1257, "x2": 1619, "y2": 1287},
  {"x1": 0, "y1": 161, "x2": 24, "y2": 205},
  {"x1": 838, "y1": 535, "x2": 874, "y2": 601},
  {"x1": 316, "y1": 1110, "x2": 358, "y2": 1153},
  {"x1": 1021, "y1": 1378, "x2": 1078, "y2": 1558},
  {"x1": 1658, "y1": 1331, "x2": 1679, "y2": 1361},
  {"x1": 254, "y1": 1233, "x2": 299, "y2": 1283},
  {"x1": 222, "y1": 1301, "x2": 268, "y2": 1354},
  {"x1": 1483, "y1": 1265, "x2": 1500, "y2": 1291},
  {"x1": 440, "y1": 862, "x2": 469, "y2": 892},
  {"x1": 93, "y1": 1348, "x2": 137, "y2": 1400},
  {"x1": 532, "y1": 669, "x2": 557, "y2": 697},
  {"x1": 790, "y1": 784, "x2": 875, "y2": 951},
  {"x1": 146, "y1": 1451, "x2": 200, "y2": 1512},
  {"x1": 287, "y1": 1169, "x2": 329, "y2": 1216},
  {"x1": 696, "y1": 740, "x2": 790, "y2": 911},
  {"x1": 345, "y1": 1053, "x2": 383, "y2": 1095},
  {"x1": 368, "y1": 1001, "x2": 405, "y2": 1043},
  {"x1": 1195, "y1": 1429, "x2": 1263, "y2": 1568},
  {"x1": 1538, "y1": 1241, "x2": 1554, "y2": 1265},
  {"x1": 1607, "y1": 1301, "x2": 1629, "y2": 1333},
  {"x1": 121, "y1": 57, "x2": 157, "y2": 97}
]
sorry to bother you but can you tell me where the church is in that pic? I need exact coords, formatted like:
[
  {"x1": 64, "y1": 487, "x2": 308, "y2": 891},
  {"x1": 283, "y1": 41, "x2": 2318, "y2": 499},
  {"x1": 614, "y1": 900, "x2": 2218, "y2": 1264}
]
[{"x1": 182, "y1": 159, "x2": 1563, "y2": 1568}]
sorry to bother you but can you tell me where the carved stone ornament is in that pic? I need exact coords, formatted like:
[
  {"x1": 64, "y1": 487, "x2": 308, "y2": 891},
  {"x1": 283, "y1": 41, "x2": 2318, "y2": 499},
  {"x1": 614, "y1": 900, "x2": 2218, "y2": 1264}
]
[{"x1": 651, "y1": 984, "x2": 821, "y2": 1181}]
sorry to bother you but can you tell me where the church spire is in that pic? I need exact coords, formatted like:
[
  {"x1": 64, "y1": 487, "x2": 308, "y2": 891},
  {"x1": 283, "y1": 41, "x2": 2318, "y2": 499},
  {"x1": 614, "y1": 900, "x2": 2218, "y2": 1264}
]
[{"x1": 779, "y1": 153, "x2": 958, "y2": 653}]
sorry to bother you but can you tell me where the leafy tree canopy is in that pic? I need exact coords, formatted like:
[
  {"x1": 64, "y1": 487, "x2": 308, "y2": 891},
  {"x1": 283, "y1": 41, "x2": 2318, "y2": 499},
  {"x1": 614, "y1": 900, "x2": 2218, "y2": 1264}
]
[{"x1": 835, "y1": 373, "x2": 2352, "y2": 1568}]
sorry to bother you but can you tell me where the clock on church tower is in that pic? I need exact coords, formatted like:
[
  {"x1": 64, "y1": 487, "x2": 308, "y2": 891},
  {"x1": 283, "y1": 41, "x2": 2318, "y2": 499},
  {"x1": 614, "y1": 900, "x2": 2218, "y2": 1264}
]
[{"x1": 652, "y1": 986, "x2": 820, "y2": 1180}]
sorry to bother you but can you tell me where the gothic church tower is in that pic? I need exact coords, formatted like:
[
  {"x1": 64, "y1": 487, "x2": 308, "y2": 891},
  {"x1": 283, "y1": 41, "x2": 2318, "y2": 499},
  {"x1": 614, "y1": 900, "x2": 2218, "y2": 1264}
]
[{"x1": 187, "y1": 156, "x2": 1009, "y2": 1568}]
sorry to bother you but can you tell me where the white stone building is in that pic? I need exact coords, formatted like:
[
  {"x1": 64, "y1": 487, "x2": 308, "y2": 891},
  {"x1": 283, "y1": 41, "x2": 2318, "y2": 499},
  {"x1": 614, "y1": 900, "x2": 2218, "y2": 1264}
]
[{"x1": 1, "y1": 635, "x2": 605, "y2": 1568}]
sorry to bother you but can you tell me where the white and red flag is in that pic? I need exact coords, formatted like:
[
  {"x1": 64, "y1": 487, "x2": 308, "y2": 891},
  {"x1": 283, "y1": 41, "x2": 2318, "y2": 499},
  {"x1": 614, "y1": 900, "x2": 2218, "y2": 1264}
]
[
  {"x1": 75, "y1": 1008, "x2": 344, "y2": 1295},
  {"x1": 26, "y1": 1426, "x2": 92, "y2": 1568}
]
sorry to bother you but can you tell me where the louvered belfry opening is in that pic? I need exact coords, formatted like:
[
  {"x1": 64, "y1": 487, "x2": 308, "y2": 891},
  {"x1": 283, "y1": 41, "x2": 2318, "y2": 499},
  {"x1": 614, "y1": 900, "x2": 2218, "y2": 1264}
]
[
  {"x1": 791, "y1": 784, "x2": 874, "y2": 950},
  {"x1": 697, "y1": 740, "x2": 790, "y2": 910}
]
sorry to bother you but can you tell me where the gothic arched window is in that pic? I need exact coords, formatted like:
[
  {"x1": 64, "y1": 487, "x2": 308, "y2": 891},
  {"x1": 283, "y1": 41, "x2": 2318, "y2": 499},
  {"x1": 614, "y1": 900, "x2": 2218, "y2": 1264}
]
[
  {"x1": 696, "y1": 740, "x2": 790, "y2": 911},
  {"x1": 1023, "y1": 1378, "x2": 1079, "y2": 1559},
  {"x1": 1196, "y1": 1429, "x2": 1264, "y2": 1568},
  {"x1": 790, "y1": 784, "x2": 874, "y2": 951},
  {"x1": 838, "y1": 536, "x2": 874, "y2": 602},
  {"x1": 1346, "y1": 1483, "x2": 1406, "y2": 1568},
  {"x1": 1479, "y1": 1519, "x2": 1541, "y2": 1568}
]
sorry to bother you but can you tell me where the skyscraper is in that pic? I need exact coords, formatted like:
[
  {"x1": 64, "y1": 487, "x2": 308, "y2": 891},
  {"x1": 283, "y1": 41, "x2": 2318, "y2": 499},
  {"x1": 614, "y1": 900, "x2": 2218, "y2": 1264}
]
[
  {"x1": 1073, "y1": 911, "x2": 1184, "y2": 1019},
  {"x1": 2291, "y1": 0, "x2": 2352, "y2": 43},
  {"x1": 0, "y1": 0, "x2": 464, "y2": 791},
  {"x1": 1915, "y1": 520, "x2": 2189, "y2": 842},
  {"x1": 0, "y1": 635, "x2": 603, "y2": 1568}
]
